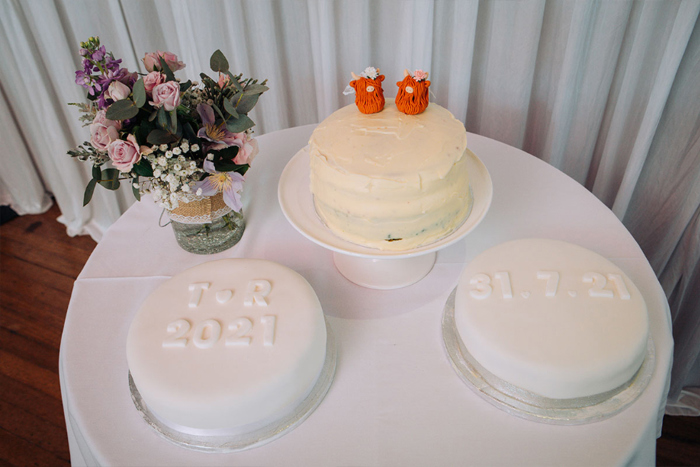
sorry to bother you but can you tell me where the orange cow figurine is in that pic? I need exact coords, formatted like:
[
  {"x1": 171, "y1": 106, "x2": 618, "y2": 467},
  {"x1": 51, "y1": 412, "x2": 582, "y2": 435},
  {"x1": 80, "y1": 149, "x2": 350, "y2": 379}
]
[
  {"x1": 395, "y1": 69, "x2": 430, "y2": 115},
  {"x1": 349, "y1": 67, "x2": 385, "y2": 114}
]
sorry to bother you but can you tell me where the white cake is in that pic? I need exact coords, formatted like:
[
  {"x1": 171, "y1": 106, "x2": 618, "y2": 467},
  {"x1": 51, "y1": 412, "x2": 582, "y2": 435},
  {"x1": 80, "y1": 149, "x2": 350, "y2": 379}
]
[
  {"x1": 309, "y1": 101, "x2": 471, "y2": 251},
  {"x1": 126, "y1": 259, "x2": 327, "y2": 432},
  {"x1": 454, "y1": 239, "x2": 649, "y2": 400}
]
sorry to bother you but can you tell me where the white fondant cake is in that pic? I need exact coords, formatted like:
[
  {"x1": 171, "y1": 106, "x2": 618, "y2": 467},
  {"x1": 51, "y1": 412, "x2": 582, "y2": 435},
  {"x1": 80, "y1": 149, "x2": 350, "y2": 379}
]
[
  {"x1": 454, "y1": 239, "x2": 649, "y2": 400},
  {"x1": 309, "y1": 101, "x2": 471, "y2": 251},
  {"x1": 126, "y1": 259, "x2": 327, "y2": 432}
]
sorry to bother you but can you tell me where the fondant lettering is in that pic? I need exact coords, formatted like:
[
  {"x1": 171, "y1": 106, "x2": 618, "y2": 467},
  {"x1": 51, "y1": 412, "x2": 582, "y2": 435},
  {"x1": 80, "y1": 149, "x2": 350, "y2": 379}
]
[
  {"x1": 192, "y1": 319, "x2": 221, "y2": 349},
  {"x1": 225, "y1": 318, "x2": 253, "y2": 346},
  {"x1": 244, "y1": 280, "x2": 271, "y2": 307},
  {"x1": 188, "y1": 282, "x2": 210, "y2": 308},
  {"x1": 607, "y1": 274, "x2": 631, "y2": 300},
  {"x1": 583, "y1": 272, "x2": 614, "y2": 298},
  {"x1": 494, "y1": 272, "x2": 513, "y2": 299},
  {"x1": 261, "y1": 315, "x2": 277, "y2": 346},
  {"x1": 216, "y1": 289, "x2": 233, "y2": 304},
  {"x1": 469, "y1": 274, "x2": 492, "y2": 300},
  {"x1": 537, "y1": 271, "x2": 560, "y2": 297},
  {"x1": 162, "y1": 319, "x2": 191, "y2": 348}
]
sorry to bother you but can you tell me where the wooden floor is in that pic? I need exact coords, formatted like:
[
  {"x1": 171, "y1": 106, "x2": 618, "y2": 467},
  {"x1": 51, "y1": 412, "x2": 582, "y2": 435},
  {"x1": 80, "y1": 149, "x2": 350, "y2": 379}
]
[{"x1": 1, "y1": 204, "x2": 699, "y2": 466}]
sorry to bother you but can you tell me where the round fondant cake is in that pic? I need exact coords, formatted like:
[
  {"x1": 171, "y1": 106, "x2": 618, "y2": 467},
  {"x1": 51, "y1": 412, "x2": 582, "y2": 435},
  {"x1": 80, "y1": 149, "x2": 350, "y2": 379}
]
[
  {"x1": 454, "y1": 239, "x2": 649, "y2": 400},
  {"x1": 126, "y1": 259, "x2": 327, "y2": 433},
  {"x1": 309, "y1": 101, "x2": 471, "y2": 251}
]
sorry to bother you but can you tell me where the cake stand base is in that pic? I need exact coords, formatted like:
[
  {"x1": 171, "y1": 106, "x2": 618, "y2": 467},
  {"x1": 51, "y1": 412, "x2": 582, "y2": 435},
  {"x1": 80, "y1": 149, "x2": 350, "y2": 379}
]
[{"x1": 333, "y1": 251, "x2": 437, "y2": 290}]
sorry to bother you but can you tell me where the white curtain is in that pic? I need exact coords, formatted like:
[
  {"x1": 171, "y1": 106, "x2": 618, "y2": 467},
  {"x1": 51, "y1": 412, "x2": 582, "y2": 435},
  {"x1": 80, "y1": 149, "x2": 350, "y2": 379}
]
[{"x1": 1, "y1": 0, "x2": 698, "y2": 414}]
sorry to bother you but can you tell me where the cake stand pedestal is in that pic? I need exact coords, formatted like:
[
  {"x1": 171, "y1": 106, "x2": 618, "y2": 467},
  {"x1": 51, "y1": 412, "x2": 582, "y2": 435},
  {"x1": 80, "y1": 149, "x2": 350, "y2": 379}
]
[{"x1": 278, "y1": 146, "x2": 493, "y2": 289}]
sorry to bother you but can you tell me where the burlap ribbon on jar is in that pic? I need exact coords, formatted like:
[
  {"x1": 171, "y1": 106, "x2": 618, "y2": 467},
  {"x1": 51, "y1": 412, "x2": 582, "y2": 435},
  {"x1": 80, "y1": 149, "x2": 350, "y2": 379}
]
[{"x1": 167, "y1": 192, "x2": 233, "y2": 224}]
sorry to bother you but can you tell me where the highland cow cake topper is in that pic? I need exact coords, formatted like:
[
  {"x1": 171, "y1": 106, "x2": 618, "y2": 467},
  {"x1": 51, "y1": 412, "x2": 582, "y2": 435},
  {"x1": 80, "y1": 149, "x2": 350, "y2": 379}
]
[
  {"x1": 349, "y1": 67, "x2": 385, "y2": 114},
  {"x1": 396, "y1": 69, "x2": 430, "y2": 115}
]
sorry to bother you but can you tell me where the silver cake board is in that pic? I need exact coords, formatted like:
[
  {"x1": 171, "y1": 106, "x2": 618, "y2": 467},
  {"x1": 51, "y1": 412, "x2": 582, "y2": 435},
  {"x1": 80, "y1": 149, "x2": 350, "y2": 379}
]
[
  {"x1": 442, "y1": 288, "x2": 655, "y2": 425},
  {"x1": 129, "y1": 320, "x2": 337, "y2": 452}
]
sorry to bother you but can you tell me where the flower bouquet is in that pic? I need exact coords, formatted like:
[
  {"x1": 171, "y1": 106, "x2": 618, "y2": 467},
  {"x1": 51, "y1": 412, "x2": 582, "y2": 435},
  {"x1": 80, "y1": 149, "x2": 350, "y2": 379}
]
[{"x1": 68, "y1": 37, "x2": 267, "y2": 253}]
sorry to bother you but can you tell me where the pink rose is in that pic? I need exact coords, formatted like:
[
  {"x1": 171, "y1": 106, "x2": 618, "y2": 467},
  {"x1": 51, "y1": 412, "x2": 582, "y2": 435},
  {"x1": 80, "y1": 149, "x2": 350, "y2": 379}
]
[
  {"x1": 142, "y1": 52, "x2": 160, "y2": 72},
  {"x1": 106, "y1": 80, "x2": 130, "y2": 101},
  {"x1": 143, "y1": 71, "x2": 165, "y2": 93},
  {"x1": 158, "y1": 51, "x2": 185, "y2": 71},
  {"x1": 150, "y1": 82, "x2": 181, "y2": 111},
  {"x1": 232, "y1": 134, "x2": 259, "y2": 165},
  {"x1": 90, "y1": 124, "x2": 119, "y2": 151},
  {"x1": 89, "y1": 110, "x2": 121, "y2": 151},
  {"x1": 108, "y1": 135, "x2": 141, "y2": 172},
  {"x1": 92, "y1": 110, "x2": 122, "y2": 130},
  {"x1": 142, "y1": 51, "x2": 186, "y2": 72}
]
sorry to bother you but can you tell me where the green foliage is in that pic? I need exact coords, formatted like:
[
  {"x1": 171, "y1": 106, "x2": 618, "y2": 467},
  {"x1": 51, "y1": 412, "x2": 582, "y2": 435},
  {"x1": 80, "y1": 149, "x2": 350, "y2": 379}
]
[
  {"x1": 133, "y1": 79, "x2": 146, "y2": 107},
  {"x1": 210, "y1": 49, "x2": 229, "y2": 73},
  {"x1": 133, "y1": 159, "x2": 154, "y2": 177},
  {"x1": 106, "y1": 99, "x2": 138, "y2": 120},
  {"x1": 226, "y1": 115, "x2": 254, "y2": 133},
  {"x1": 83, "y1": 179, "x2": 97, "y2": 206},
  {"x1": 159, "y1": 57, "x2": 176, "y2": 81},
  {"x1": 132, "y1": 175, "x2": 141, "y2": 201},
  {"x1": 179, "y1": 80, "x2": 192, "y2": 93},
  {"x1": 235, "y1": 94, "x2": 259, "y2": 114},
  {"x1": 147, "y1": 129, "x2": 177, "y2": 145},
  {"x1": 98, "y1": 168, "x2": 121, "y2": 190}
]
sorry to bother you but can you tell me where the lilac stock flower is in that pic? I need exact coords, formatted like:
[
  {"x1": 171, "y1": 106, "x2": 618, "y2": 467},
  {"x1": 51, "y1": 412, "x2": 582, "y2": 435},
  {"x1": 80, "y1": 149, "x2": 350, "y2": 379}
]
[
  {"x1": 91, "y1": 45, "x2": 106, "y2": 62},
  {"x1": 193, "y1": 160, "x2": 245, "y2": 212}
]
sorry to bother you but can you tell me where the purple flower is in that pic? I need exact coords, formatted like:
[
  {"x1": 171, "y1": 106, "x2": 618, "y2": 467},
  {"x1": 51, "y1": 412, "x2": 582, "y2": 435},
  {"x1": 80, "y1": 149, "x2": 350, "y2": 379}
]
[
  {"x1": 196, "y1": 104, "x2": 241, "y2": 151},
  {"x1": 91, "y1": 45, "x2": 106, "y2": 62},
  {"x1": 193, "y1": 160, "x2": 245, "y2": 212}
]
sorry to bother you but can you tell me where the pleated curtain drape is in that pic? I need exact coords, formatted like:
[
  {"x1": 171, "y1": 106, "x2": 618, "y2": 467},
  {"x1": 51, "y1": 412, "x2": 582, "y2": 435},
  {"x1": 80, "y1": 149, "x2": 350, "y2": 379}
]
[{"x1": 1, "y1": 0, "x2": 699, "y2": 415}]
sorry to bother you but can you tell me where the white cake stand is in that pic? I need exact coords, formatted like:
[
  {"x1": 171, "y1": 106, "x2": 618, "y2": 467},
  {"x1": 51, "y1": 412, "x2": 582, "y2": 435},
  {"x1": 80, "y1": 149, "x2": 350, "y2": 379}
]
[{"x1": 278, "y1": 146, "x2": 493, "y2": 289}]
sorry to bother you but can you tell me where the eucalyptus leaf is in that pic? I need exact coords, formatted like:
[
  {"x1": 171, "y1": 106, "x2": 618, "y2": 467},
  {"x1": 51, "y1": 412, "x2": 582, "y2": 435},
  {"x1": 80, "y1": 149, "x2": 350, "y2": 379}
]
[
  {"x1": 223, "y1": 97, "x2": 239, "y2": 118},
  {"x1": 92, "y1": 165, "x2": 102, "y2": 181},
  {"x1": 227, "y1": 72, "x2": 243, "y2": 92},
  {"x1": 235, "y1": 94, "x2": 259, "y2": 114},
  {"x1": 147, "y1": 129, "x2": 177, "y2": 145},
  {"x1": 99, "y1": 168, "x2": 121, "y2": 190},
  {"x1": 169, "y1": 109, "x2": 178, "y2": 133},
  {"x1": 212, "y1": 103, "x2": 226, "y2": 122},
  {"x1": 133, "y1": 78, "x2": 146, "y2": 107},
  {"x1": 226, "y1": 115, "x2": 254, "y2": 133},
  {"x1": 133, "y1": 159, "x2": 154, "y2": 177},
  {"x1": 83, "y1": 179, "x2": 97, "y2": 206},
  {"x1": 243, "y1": 83, "x2": 269, "y2": 95},
  {"x1": 159, "y1": 57, "x2": 176, "y2": 81},
  {"x1": 157, "y1": 107, "x2": 168, "y2": 130},
  {"x1": 210, "y1": 49, "x2": 229, "y2": 73},
  {"x1": 179, "y1": 80, "x2": 192, "y2": 93},
  {"x1": 132, "y1": 176, "x2": 141, "y2": 201},
  {"x1": 148, "y1": 110, "x2": 158, "y2": 122},
  {"x1": 105, "y1": 99, "x2": 138, "y2": 120}
]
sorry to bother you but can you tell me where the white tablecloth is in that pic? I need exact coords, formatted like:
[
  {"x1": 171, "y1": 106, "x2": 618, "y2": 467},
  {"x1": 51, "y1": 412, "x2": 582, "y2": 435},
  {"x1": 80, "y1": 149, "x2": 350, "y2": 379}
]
[{"x1": 59, "y1": 125, "x2": 672, "y2": 466}]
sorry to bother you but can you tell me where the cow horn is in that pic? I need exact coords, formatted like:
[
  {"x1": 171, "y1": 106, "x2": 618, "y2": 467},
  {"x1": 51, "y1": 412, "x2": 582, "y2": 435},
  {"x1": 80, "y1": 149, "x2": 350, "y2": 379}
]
[
  {"x1": 403, "y1": 69, "x2": 410, "y2": 78},
  {"x1": 351, "y1": 71, "x2": 360, "y2": 81}
]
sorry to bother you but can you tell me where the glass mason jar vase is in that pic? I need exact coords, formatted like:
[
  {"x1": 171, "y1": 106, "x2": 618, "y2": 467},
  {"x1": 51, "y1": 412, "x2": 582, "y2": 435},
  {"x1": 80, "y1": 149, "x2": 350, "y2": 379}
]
[{"x1": 166, "y1": 192, "x2": 245, "y2": 254}]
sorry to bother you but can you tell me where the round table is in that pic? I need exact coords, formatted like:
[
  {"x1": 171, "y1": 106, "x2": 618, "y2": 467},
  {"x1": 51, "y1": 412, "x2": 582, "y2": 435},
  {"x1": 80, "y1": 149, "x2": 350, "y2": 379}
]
[{"x1": 59, "y1": 124, "x2": 672, "y2": 466}]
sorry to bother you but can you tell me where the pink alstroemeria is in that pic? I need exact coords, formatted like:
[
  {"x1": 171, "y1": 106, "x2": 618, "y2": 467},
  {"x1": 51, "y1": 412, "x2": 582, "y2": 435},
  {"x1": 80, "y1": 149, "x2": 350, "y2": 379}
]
[{"x1": 194, "y1": 160, "x2": 245, "y2": 212}]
